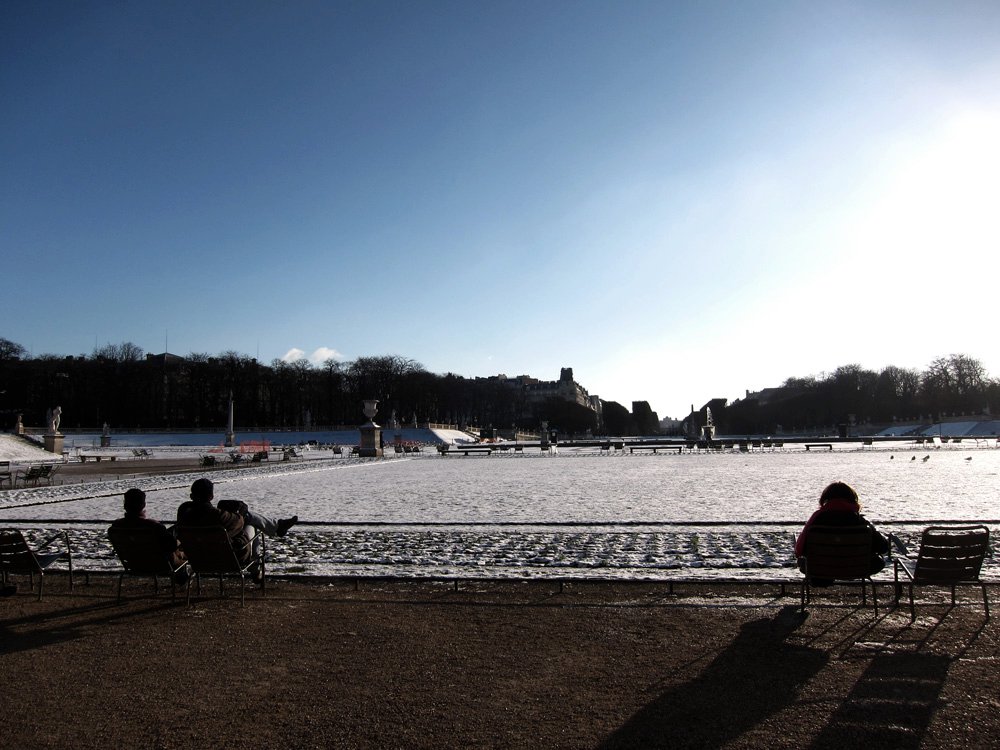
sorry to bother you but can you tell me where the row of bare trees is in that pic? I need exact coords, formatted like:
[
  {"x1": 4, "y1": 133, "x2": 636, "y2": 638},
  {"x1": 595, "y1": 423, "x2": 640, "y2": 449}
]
[
  {"x1": 0, "y1": 339, "x2": 600, "y2": 433},
  {"x1": 720, "y1": 354, "x2": 997, "y2": 434},
  {"x1": 3, "y1": 337, "x2": 992, "y2": 436}
]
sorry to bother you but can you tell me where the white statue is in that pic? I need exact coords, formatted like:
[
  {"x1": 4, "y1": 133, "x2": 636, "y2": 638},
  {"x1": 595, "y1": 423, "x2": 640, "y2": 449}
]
[{"x1": 46, "y1": 406, "x2": 62, "y2": 434}]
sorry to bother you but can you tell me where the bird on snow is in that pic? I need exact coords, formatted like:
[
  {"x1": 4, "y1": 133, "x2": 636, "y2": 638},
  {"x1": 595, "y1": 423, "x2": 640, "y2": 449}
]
[{"x1": 922, "y1": 455, "x2": 930, "y2": 462}]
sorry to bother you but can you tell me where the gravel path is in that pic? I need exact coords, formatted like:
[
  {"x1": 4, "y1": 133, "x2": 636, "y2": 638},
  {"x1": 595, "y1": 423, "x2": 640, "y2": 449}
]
[{"x1": 1, "y1": 578, "x2": 997, "y2": 749}]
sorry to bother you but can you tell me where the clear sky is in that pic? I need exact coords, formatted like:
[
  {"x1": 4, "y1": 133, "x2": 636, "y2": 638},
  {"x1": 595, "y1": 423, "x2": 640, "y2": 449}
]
[{"x1": 3, "y1": 1, "x2": 998, "y2": 418}]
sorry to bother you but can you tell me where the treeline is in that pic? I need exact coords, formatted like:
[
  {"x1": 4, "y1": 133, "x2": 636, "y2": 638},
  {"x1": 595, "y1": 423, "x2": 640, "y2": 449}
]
[
  {"x1": 0, "y1": 338, "x2": 617, "y2": 434},
  {"x1": 716, "y1": 354, "x2": 998, "y2": 435},
  {"x1": 5, "y1": 337, "x2": 988, "y2": 437}
]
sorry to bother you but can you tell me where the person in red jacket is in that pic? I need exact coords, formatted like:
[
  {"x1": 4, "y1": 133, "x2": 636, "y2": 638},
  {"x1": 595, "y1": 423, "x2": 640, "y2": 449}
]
[{"x1": 795, "y1": 481, "x2": 889, "y2": 585}]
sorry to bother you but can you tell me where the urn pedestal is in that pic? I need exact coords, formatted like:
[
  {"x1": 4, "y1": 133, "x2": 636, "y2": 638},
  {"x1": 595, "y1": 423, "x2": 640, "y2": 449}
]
[
  {"x1": 44, "y1": 434, "x2": 64, "y2": 455},
  {"x1": 359, "y1": 423, "x2": 383, "y2": 457},
  {"x1": 359, "y1": 399, "x2": 383, "y2": 457}
]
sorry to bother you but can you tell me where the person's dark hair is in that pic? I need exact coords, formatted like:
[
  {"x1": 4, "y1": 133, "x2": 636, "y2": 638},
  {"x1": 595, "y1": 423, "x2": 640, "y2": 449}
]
[
  {"x1": 819, "y1": 481, "x2": 859, "y2": 507},
  {"x1": 190, "y1": 478, "x2": 214, "y2": 502},
  {"x1": 123, "y1": 488, "x2": 146, "y2": 515}
]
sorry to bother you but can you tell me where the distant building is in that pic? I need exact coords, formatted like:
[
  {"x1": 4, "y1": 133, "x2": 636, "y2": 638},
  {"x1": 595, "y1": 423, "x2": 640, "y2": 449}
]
[
  {"x1": 480, "y1": 366, "x2": 601, "y2": 416},
  {"x1": 658, "y1": 415, "x2": 683, "y2": 433},
  {"x1": 144, "y1": 352, "x2": 186, "y2": 366}
]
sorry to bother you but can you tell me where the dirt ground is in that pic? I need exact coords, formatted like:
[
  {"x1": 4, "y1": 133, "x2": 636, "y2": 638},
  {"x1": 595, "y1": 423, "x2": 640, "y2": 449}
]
[{"x1": 1, "y1": 575, "x2": 996, "y2": 749}]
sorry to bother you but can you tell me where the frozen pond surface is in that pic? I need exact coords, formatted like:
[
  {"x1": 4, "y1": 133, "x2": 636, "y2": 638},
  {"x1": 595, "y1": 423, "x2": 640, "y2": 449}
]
[{"x1": 2, "y1": 446, "x2": 998, "y2": 579}]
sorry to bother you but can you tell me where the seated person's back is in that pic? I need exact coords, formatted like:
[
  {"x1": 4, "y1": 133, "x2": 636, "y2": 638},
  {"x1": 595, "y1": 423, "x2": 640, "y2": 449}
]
[
  {"x1": 110, "y1": 488, "x2": 186, "y2": 570},
  {"x1": 796, "y1": 481, "x2": 889, "y2": 576},
  {"x1": 177, "y1": 478, "x2": 253, "y2": 562}
]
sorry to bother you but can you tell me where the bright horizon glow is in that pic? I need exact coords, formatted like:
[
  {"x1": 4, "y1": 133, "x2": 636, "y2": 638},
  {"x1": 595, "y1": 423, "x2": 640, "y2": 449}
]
[{"x1": 2, "y1": 2, "x2": 999, "y2": 418}]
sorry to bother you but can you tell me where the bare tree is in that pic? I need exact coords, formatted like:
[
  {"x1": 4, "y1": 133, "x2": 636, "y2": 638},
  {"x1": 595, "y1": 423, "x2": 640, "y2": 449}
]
[{"x1": 0, "y1": 337, "x2": 27, "y2": 361}]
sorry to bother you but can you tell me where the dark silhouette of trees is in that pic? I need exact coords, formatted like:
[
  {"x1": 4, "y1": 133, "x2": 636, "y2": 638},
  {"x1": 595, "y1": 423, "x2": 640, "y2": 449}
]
[
  {"x1": 0, "y1": 338, "x2": 27, "y2": 361},
  {"x1": 719, "y1": 354, "x2": 995, "y2": 435},
  {"x1": 601, "y1": 401, "x2": 634, "y2": 435},
  {"x1": 0, "y1": 336, "x2": 994, "y2": 435}
]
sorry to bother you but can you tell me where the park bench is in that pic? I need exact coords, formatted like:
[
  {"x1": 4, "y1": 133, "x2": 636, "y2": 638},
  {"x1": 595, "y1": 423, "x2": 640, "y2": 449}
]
[
  {"x1": 79, "y1": 454, "x2": 116, "y2": 463},
  {"x1": 628, "y1": 445, "x2": 682, "y2": 454},
  {"x1": 804, "y1": 444, "x2": 833, "y2": 451},
  {"x1": 439, "y1": 446, "x2": 492, "y2": 456}
]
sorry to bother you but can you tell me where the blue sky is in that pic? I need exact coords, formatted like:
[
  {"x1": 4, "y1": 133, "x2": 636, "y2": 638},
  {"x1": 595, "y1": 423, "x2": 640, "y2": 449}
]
[{"x1": 3, "y1": 1, "x2": 998, "y2": 418}]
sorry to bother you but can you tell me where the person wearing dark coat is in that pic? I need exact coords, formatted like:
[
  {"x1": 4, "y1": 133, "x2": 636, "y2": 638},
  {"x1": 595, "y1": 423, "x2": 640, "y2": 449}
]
[
  {"x1": 110, "y1": 488, "x2": 188, "y2": 581},
  {"x1": 176, "y1": 478, "x2": 297, "y2": 566},
  {"x1": 795, "y1": 481, "x2": 889, "y2": 585}
]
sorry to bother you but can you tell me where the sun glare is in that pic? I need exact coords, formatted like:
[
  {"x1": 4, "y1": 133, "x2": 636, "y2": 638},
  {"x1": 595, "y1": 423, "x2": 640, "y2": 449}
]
[{"x1": 847, "y1": 111, "x2": 1000, "y2": 274}]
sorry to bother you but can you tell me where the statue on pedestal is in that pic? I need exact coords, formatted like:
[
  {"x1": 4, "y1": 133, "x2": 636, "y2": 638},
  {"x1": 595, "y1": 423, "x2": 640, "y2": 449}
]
[{"x1": 45, "y1": 406, "x2": 62, "y2": 434}]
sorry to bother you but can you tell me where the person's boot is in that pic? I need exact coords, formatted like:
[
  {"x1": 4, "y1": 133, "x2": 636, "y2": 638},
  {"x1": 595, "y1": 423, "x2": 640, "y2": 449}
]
[{"x1": 276, "y1": 516, "x2": 298, "y2": 537}]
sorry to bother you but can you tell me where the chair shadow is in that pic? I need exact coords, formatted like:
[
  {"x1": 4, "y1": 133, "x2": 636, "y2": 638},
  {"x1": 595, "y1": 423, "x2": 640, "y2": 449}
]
[
  {"x1": 599, "y1": 605, "x2": 827, "y2": 749},
  {"x1": 809, "y1": 651, "x2": 950, "y2": 749},
  {"x1": 0, "y1": 589, "x2": 182, "y2": 657}
]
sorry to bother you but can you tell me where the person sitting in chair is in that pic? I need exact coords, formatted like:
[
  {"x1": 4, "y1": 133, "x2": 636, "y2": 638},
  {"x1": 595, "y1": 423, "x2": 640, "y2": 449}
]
[
  {"x1": 795, "y1": 481, "x2": 889, "y2": 585},
  {"x1": 111, "y1": 488, "x2": 188, "y2": 583},
  {"x1": 176, "y1": 478, "x2": 297, "y2": 567}
]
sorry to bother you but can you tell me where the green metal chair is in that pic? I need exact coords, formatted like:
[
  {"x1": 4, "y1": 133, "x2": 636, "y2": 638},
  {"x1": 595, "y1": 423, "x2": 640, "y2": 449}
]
[
  {"x1": 798, "y1": 525, "x2": 879, "y2": 616},
  {"x1": 893, "y1": 525, "x2": 990, "y2": 621},
  {"x1": 108, "y1": 525, "x2": 188, "y2": 602},
  {"x1": 0, "y1": 528, "x2": 75, "y2": 600},
  {"x1": 175, "y1": 525, "x2": 265, "y2": 606}
]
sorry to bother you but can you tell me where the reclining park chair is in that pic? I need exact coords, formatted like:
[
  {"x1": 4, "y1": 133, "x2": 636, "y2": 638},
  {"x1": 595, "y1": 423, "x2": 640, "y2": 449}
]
[
  {"x1": 798, "y1": 525, "x2": 879, "y2": 615},
  {"x1": 174, "y1": 525, "x2": 265, "y2": 606},
  {"x1": 0, "y1": 529, "x2": 75, "y2": 600},
  {"x1": 893, "y1": 525, "x2": 991, "y2": 621},
  {"x1": 108, "y1": 525, "x2": 189, "y2": 602}
]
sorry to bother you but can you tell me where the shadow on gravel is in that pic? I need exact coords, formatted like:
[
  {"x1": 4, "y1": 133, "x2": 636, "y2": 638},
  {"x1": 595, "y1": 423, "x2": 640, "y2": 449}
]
[
  {"x1": 809, "y1": 651, "x2": 950, "y2": 749},
  {"x1": 599, "y1": 604, "x2": 825, "y2": 749},
  {"x1": 0, "y1": 592, "x2": 180, "y2": 656}
]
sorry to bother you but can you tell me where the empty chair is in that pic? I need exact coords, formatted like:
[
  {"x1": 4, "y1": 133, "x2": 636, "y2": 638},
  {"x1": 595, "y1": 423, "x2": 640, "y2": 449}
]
[
  {"x1": 175, "y1": 525, "x2": 265, "y2": 606},
  {"x1": 15, "y1": 464, "x2": 59, "y2": 487},
  {"x1": 108, "y1": 525, "x2": 189, "y2": 602},
  {"x1": 0, "y1": 529, "x2": 75, "y2": 600},
  {"x1": 798, "y1": 525, "x2": 879, "y2": 615},
  {"x1": 893, "y1": 525, "x2": 991, "y2": 621}
]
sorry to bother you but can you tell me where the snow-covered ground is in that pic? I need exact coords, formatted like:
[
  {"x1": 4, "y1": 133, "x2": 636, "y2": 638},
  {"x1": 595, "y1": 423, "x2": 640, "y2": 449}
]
[
  {"x1": 2, "y1": 443, "x2": 997, "y2": 580},
  {"x1": 0, "y1": 434, "x2": 60, "y2": 462}
]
